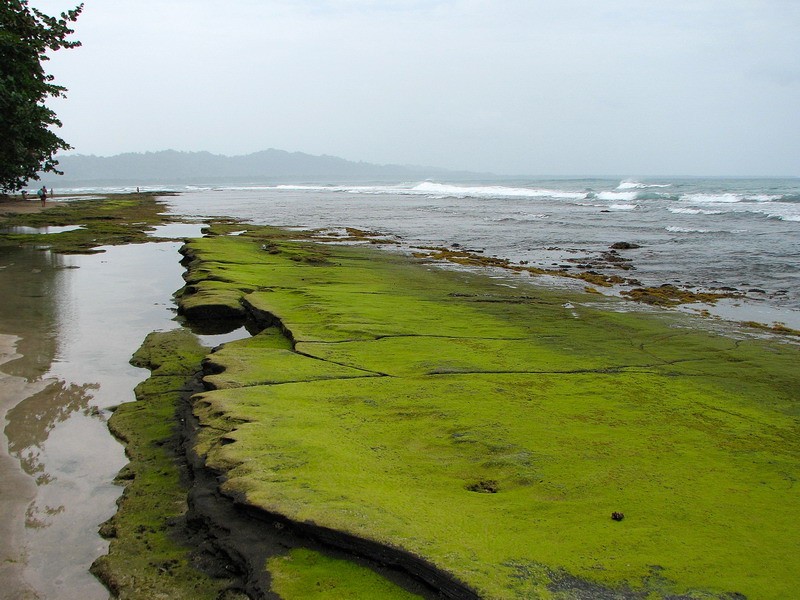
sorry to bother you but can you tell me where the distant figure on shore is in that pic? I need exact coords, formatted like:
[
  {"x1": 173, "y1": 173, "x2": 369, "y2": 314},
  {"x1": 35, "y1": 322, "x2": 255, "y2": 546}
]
[
  {"x1": 21, "y1": 190, "x2": 27, "y2": 201},
  {"x1": 37, "y1": 186, "x2": 47, "y2": 206}
]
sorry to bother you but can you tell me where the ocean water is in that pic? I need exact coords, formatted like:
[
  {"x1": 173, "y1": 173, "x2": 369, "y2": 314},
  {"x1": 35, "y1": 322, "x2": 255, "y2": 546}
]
[{"x1": 61, "y1": 178, "x2": 800, "y2": 328}]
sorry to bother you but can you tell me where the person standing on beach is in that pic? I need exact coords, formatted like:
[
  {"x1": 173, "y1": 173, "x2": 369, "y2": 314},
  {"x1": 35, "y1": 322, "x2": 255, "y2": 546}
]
[{"x1": 37, "y1": 186, "x2": 47, "y2": 206}]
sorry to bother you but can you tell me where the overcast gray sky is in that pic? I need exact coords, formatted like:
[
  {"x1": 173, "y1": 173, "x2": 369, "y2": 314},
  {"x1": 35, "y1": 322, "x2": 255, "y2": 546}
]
[{"x1": 31, "y1": 0, "x2": 800, "y2": 176}]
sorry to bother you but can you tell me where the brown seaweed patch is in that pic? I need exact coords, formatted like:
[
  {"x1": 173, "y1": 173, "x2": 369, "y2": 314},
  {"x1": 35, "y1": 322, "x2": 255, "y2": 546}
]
[
  {"x1": 567, "y1": 271, "x2": 629, "y2": 287},
  {"x1": 742, "y1": 321, "x2": 800, "y2": 337},
  {"x1": 416, "y1": 247, "x2": 513, "y2": 269},
  {"x1": 414, "y1": 245, "x2": 636, "y2": 288},
  {"x1": 312, "y1": 227, "x2": 399, "y2": 245},
  {"x1": 345, "y1": 227, "x2": 383, "y2": 238},
  {"x1": 465, "y1": 480, "x2": 500, "y2": 494},
  {"x1": 621, "y1": 285, "x2": 739, "y2": 306}
]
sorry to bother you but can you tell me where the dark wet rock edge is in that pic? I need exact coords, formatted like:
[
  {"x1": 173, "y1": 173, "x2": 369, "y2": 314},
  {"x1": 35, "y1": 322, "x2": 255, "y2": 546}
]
[{"x1": 180, "y1": 363, "x2": 456, "y2": 599}]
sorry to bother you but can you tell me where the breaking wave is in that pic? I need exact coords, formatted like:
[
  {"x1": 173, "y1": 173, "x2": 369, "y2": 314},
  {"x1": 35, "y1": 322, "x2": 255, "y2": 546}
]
[
  {"x1": 668, "y1": 207, "x2": 724, "y2": 215},
  {"x1": 597, "y1": 191, "x2": 638, "y2": 202},
  {"x1": 617, "y1": 180, "x2": 672, "y2": 190},
  {"x1": 409, "y1": 182, "x2": 586, "y2": 200},
  {"x1": 666, "y1": 226, "x2": 714, "y2": 233}
]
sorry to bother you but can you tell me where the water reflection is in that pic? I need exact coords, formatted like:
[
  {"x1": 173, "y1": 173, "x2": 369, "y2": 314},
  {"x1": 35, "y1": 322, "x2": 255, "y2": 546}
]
[
  {"x1": 179, "y1": 313, "x2": 259, "y2": 348},
  {"x1": 6, "y1": 380, "x2": 99, "y2": 483},
  {"x1": 0, "y1": 248, "x2": 68, "y2": 381},
  {"x1": 146, "y1": 222, "x2": 206, "y2": 239},
  {"x1": 0, "y1": 240, "x2": 188, "y2": 600},
  {"x1": 0, "y1": 225, "x2": 85, "y2": 235}
]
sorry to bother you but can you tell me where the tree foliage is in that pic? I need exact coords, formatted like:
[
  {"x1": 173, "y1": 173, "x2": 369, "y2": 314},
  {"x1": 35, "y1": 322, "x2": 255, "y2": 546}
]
[{"x1": 0, "y1": 0, "x2": 83, "y2": 193}]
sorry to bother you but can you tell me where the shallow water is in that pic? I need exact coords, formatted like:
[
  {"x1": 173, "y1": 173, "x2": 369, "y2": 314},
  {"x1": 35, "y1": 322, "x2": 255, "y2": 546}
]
[
  {"x1": 161, "y1": 179, "x2": 800, "y2": 329},
  {"x1": 146, "y1": 222, "x2": 207, "y2": 239},
  {"x1": 0, "y1": 225, "x2": 85, "y2": 235},
  {"x1": 0, "y1": 241, "x2": 189, "y2": 599}
]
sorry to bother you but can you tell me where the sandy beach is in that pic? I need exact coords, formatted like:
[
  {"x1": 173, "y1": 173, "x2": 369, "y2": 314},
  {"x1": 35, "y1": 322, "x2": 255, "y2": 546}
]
[{"x1": 0, "y1": 198, "x2": 48, "y2": 216}]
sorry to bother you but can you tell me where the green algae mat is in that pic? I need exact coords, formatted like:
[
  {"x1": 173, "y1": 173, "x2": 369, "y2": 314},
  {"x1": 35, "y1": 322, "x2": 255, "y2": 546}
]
[
  {"x1": 181, "y1": 226, "x2": 800, "y2": 600},
  {"x1": 91, "y1": 329, "x2": 243, "y2": 600},
  {"x1": 0, "y1": 193, "x2": 173, "y2": 253}
]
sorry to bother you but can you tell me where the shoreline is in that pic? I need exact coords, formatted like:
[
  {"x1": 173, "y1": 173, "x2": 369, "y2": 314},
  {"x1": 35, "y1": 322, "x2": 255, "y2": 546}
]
[
  {"x1": 162, "y1": 182, "x2": 800, "y2": 331},
  {"x1": 4, "y1": 190, "x2": 798, "y2": 332},
  {"x1": 0, "y1": 198, "x2": 48, "y2": 215}
]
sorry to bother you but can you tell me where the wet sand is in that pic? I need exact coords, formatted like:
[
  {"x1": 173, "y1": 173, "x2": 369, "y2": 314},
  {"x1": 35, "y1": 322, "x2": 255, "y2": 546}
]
[{"x1": 0, "y1": 199, "x2": 47, "y2": 215}]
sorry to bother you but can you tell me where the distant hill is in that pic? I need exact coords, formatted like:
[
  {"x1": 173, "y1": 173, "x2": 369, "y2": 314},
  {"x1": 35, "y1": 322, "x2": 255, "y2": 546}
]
[{"x1": 38, "y1": 149, "x2": 492, "y2": 186}]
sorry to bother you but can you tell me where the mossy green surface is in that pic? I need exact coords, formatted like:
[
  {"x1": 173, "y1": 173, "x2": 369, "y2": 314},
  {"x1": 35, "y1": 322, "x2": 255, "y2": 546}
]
[
  {"x1": 92, "y1": 329, "x2": 239, "y2": 600},
  {"x1": 182, "y1": 229, "x2": 800, "y2": 599},
  {"x1": 267, "y1": 548, "x2": 424, "y2": 599},
  {"x1": 0, "y1": 193, "x2": 172, "y2": 253},
  {"x1": 203, "y1": 328, "x2": 374, "y2": 389}
]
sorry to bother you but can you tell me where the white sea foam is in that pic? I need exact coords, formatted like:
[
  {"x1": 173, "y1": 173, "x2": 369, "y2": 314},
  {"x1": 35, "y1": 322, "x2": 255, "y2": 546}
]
[
  {"x1": 617, "y1": 181, "x2": 641, "y2": 190},
  {"x1": 598, "y1": 191, "x2": 638, "y2": 201},
  {"x1": 754, "y1": 203, "x2": 800, "y2": 222},
  {"x1": 669, "y1": 192, "x2": 800, "y2": 222},
  {"x1": 224, "y1": 185, "x2": 305, "y2": 191},
  {"x1": 411, "y1": 182, "x2": 586, "y2": 200},
  {"x1": 746, "y1": 194, "x2": 783, "y2": 202},
  {"x1": 609, "y1": 204, "x2": 638, "y2": 210},
  {"x1": 666, "y1": 226, "x2": 713, "y2": 233},
  {"x1": 681, "y1": 193, "x2": 743, "y2": 203},
  {"x1": 617, "y1": 180, "x2": 671, "y2": 190},
  {"x1": 668, "y1": 207, "x2": 723, "y2": 215},
  {"x1": 275, "y1": 184, "x2": 333, "y2": 191},
  {"x1": 266, "y1": 182, "x2": 589, "y2": 200}
]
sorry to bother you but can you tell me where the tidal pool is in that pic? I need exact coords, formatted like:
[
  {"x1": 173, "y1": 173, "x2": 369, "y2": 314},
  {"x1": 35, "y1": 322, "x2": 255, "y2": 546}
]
[
  {"x1": 0, "y1": 241, "x2": 189, "y2": 599},
  {"x1": 0, "y1": 225, "x2": 85, "y2": 235},
  {"x1": 145, "y1": 222, "x2": 207, "y2": 239}
]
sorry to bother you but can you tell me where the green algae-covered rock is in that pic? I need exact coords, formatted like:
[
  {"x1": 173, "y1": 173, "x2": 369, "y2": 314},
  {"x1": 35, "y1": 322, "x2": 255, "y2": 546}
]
[
  {"x1": 180, "y1": 229, "x2": 800, "y2": 600},
  {"x1": 203, "y1": 329, "x2": 376, "y2": 389},
  {"x1": 92, "y1": 329, "x2": 241, "y2": 600},
  {"x1": 267, "y1": 548, "x2": 424, "y2": 600}
]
